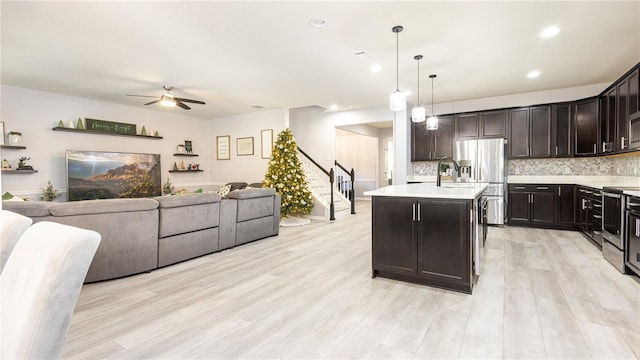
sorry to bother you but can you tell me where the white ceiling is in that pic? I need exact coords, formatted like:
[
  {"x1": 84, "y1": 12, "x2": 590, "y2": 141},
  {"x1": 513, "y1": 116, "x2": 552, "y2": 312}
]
[{"x1": 2, "y1": 1, "x2": 639, "y2": 120}]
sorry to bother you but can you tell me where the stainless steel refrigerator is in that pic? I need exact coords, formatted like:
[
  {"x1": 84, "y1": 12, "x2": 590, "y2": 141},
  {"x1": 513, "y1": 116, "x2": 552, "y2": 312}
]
[{"x1": 454, "y1": 138, "x2": 507, "y2": 225}]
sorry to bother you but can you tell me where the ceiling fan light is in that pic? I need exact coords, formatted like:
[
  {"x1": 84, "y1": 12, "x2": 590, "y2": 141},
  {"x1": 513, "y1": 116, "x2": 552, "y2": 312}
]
[
  {"x1": 160, "y1": 93, "x2": 176, "y2": 107},
  {"x1": 426, "y1": 115, "x2": 439, "y2": 130},
  {"x1": 411, "y1": 106, "x2": 426, "y2": 123},
  {"x1": 390, "y1": 90, "x2": 406, "y2": 111}
]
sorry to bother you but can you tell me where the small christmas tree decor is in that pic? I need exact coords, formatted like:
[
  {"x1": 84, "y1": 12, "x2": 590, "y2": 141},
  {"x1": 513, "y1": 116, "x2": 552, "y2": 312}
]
[
  {"x1": 263, "y1": 128, "x2": 314, "y2": 219},
  {"x1": 40, "y1": 180, "x2": 61, "y2": 202}
]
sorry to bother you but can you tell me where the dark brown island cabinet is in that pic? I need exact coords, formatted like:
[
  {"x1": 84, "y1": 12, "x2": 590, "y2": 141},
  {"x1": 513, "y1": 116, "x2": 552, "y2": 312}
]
[{"x1": 370, "y1": 186, "x2": 484, "y2": 294}]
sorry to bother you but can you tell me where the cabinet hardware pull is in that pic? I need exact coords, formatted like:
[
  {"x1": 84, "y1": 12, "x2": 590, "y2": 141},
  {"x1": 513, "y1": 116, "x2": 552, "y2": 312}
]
[
  {"x1": 412, "y1": 204, "x2": 416, "y2": 221},
  {"x1": 602, "y1": 142, "x2": 607, "y2": 152},
  {"x1": 515, "y1": 186, "x2": 525, "y2": 190},
  {"x1": 593, "y1": 204, "x2": 602, "y2": 208},
  {"x1": 628, "y1": 203, "x2": 640, "y2": 207},
  {"x1": 558, "y1": 187, "x2": 561, "y2": 196},
  {"x1": 417, "y1": 204, "x2": 421, "y2": 222},
  {"x1": 593, "y1": 144, "x2": 596, "y2": 153},
  {"x1": 537, "y1": 186, "x2": 549, "y2": 190},
  {"x1": 582, "y1": 199, "x2": 586, "y2": 210},
  {"x1": 636, "y1": 219, "x2": 640, "y2": 237},
  {"x1": 555, "y1": 146, "x2": 558, "y2": 156},
  {"x1": 593, "y1": 215, "x2": 602, "y2": 219},
  {"x1": 621, "y1": 137, "x2": 626, "y2": 149}
]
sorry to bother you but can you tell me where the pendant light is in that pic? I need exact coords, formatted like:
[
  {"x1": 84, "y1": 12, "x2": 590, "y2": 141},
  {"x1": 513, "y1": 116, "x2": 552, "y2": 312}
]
[
  {"x1": 389, "y1": 25, "x2": 406, "y2": 112},
  {"x1": 426, "y1": 74, "x2": 438, "y2": 130},
  {"x1": 411, "y1": 55, "x2": 426, "y2": 122}
]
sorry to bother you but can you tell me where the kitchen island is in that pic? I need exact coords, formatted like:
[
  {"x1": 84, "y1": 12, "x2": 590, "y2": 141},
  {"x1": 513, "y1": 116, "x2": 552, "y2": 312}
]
[{"x1": 364, "y1": 182, "x2": 487, "y2": 294}]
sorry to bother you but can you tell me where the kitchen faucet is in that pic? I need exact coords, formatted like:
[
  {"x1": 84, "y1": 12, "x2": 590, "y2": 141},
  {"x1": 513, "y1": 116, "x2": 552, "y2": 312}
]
[{"x1": 436, "y1": 156, "x2": 461, "y2": 187}]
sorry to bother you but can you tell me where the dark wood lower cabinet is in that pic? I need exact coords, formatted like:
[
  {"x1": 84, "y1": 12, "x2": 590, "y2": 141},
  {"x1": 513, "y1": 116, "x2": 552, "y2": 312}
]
[
  {"x1": 507, "y1": 184, "x2": 555, "y2": 226},
  {"x1": 556, "y1": 185, "x2": 576, "y2": 227},
  {"x1": 372, "y1": 196, "x2": 472, "y2": 294}
]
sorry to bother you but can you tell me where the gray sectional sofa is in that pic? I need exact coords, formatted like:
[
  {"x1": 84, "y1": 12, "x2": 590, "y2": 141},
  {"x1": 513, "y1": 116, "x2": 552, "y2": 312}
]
[{"x1": 3, "y1": 188, "x2": 281, "y2": 283}]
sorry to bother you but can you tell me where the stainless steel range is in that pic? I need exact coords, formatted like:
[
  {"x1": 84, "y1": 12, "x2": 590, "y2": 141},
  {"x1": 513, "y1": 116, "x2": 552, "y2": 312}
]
[{"x1": 602, "y1": 186, "x2": 640, "y2": 273}]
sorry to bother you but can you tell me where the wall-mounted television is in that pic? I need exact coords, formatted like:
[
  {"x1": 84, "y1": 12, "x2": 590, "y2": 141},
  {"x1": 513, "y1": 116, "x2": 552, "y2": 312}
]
[{"x1": 66, "y1": 150, "x2": 161, "y2": 201}]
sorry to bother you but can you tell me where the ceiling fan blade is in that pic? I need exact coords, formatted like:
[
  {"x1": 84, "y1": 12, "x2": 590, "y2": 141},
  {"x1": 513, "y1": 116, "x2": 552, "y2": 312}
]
[
  {"x1": 175, "y1": 100, "x2": 191, "y2": 110},
  {"x1": 127, "y1": 94, "x2": 159, "y2": 98},
  {"x1": 145, "y1": 99, "x2": 160, "y2": 105},
  {"x1": 175, "y1": 97, "x2": 205, "y2": 105}
]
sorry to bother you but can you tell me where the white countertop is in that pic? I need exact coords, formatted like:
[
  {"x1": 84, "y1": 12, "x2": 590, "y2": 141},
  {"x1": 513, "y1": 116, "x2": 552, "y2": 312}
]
[
  {"x1": 407, "y1": 175, "x2": 640, "y2": 195},
  {"x1": 364, "y1": 182, "x2": 488, "y2": 199}
]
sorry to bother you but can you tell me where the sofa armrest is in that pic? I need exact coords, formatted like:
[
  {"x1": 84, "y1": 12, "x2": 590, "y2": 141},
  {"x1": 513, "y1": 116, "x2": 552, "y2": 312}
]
[
  {"x1": 2, "y1": 201, "x2": 56, "y2": 217},
  {"x1": 225, "y1": 188, "x2": 276, "y2": 199},
  {"x1": 49, "y1": 198, "x2": 158, "y2": 216}
]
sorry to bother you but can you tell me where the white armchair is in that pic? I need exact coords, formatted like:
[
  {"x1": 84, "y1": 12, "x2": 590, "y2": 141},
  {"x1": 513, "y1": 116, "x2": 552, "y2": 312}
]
[
  {"x1": 0, "y1": 221, "x2": 101, "y2": 359},
  {"x1": 0, "y1": 209, "x2": 33, "y2": 273}
]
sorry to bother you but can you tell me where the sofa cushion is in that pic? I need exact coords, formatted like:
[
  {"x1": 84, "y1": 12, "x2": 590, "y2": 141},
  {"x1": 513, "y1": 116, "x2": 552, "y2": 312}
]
[
  {"x1": 49, "y1": 198, "x2": 158, "y2": 216},
  {"x1": 226, "y1": 182, "x2": 248, "y2": 191},
  {"x1": 154, "y1": 193, "x2": 221, "y2": 208},
  {"x1": 2, "y1": 201, "x2": 56, "y2": 217},
  {"x1": 225, "y1": 188, "x2": 276, "y2": 199},
  {"x1": 157, "y1": 201, "x2": 220, "y2": 238}
]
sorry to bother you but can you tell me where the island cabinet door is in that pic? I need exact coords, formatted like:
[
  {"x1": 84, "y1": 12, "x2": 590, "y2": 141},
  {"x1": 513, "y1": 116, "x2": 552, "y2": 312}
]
[
  {"x1": 372, "y1": 197, "x2": 417, "y2": 276},
  {"x1": 417, "y1": 199, "x2": 471, "y2": 291}
]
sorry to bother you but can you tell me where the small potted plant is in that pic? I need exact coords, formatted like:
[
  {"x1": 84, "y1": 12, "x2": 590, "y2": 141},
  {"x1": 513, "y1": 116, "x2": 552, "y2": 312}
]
[
  {"x1": 40, "y1": 180, "x2": 61, "y2": 202},
  {"x1": 162, "y1": 178, "x2": 175, "y2": 195}
]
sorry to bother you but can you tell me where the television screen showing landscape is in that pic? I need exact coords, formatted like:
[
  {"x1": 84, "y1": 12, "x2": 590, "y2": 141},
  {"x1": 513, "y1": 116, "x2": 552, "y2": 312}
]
[{"x1": 66, "y1": 150, "x2": 161, "y2": 201}]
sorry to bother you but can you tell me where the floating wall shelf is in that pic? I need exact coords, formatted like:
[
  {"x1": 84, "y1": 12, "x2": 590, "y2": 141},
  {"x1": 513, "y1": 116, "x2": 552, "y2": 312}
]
[
  {"x1": 2, "y1": 169, "x2": 38, "y2": 174},
  {"x1": 0, "y1": 145, "x2": 27, "y2": 150},
  {"x1": 173, "y1": 153, "x2": 199, "y2": 157},
  {"x1": 169, "y1": 169, "x2": 203, "y2": 173},
  {"x1": 52, "y1": 127, "x2": 163, "y2": 139}
]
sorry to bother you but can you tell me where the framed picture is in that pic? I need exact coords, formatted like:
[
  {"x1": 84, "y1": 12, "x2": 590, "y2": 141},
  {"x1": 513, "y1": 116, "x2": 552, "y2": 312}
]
[
  {"x1": 0, "y1": 121, "x2": 4, "y2": 145},
  {"x1": 216, "y1": 135, "x2": 230, "y2": 160},
  {"x1": 236, "y1": 137, "x2": 254, "y2": 156},
  {"x1": 261, "y1": 129, "x2": 273, "y2": 159},
  {"x1": 184, "y1": 140, "x2": 193, "y2": 154}
]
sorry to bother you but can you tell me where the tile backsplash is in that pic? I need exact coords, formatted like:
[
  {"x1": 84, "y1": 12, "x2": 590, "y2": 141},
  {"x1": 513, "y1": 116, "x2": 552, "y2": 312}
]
[{"x1": 413, "y1": 153, "x2": 640, "y2": 177}]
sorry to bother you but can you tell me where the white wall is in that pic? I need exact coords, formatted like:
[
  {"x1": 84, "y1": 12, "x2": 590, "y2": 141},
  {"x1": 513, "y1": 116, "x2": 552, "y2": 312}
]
[
  {"x1": 208, "y1": 109, "x2": 286, "y2": 184},
  {"x1": 335, "y1": 131, "x2": 378, "y2": 197},
  {"x1": 0, "y1": 85, "x2": 287, "y2": 198}
]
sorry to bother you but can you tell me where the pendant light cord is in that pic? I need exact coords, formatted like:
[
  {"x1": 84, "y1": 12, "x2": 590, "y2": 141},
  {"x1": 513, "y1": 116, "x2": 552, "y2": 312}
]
[{"x1": 396, "y1": 31, "x2": 399, "y2": 90}]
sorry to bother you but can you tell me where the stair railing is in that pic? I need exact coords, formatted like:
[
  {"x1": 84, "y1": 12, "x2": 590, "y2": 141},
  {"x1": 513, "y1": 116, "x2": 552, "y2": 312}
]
[
  {"x1": 334, "y1": 160, "x2": 356, "y2": 214},
  {"x1": 297, "y1": 147, "x2": 335, "y2": 220}
]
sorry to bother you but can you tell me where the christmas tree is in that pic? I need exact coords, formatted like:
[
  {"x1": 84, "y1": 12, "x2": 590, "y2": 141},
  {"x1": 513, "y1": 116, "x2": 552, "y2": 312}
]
[{"x1": 263, "y1": 128, "x2": 314, "y2": 217}]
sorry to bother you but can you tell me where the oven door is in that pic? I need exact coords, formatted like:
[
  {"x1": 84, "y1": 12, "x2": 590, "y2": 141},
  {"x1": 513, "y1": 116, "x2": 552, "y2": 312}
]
[{"x1": 602, "y1": 192, "x2": 623, "y2": 249}]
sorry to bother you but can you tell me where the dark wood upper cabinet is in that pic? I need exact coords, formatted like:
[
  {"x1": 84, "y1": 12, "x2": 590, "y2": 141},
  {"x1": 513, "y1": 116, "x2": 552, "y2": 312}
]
[
  {"x1": 455, "y1": 113, "x2": 479, "y2": 139},
  {"x1": 411, "y1": 121, "x2": 430, "y2": 161},
  {"x1": 432, "y1": 115, "x2": 454, "y2": 159},
  {"x1": 530, "y1": 105, "x2": 552, "y2": 158},
  {"x1": 480, "y1": 110, "x2": 507, "y2": 138},
  {"x1": 508, "y1": 107, "x2": 530, "y2": 158},
  {"x1": 627, "y1": 67, "x2": 640, "y2": 150},
  {"x1": 617, "y1": 78, "x2": 629, "y2": 152},
  {"x1": 575, "y1": 98, "x2": 598, "y2": 156},
  {"x1": 552, "y1": 103, "x2": 573, "y2": 157},
  {"x1": 599, "y1": 89, "x2": 616, "y2": 155},
  {"x1": 411, "y1": 116, "x2": 453, "y2": 161}
]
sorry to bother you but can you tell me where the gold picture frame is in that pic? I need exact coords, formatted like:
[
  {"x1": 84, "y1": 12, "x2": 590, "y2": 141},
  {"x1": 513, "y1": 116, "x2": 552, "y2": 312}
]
[
  {"x1": 236, "y1": 137, "x2": 254, "y2": 156},
  {"x1": 261, "y1": 129, "x2": 273, "y2": 159},
  {"x1": 216, "y1": 135, "x2": 230, "y2": 160}
]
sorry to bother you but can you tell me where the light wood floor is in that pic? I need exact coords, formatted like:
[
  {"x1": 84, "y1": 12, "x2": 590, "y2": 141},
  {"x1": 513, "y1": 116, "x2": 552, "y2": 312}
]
[{"x1": 64, "y1": 201, "x2": 640, "y2": 359}]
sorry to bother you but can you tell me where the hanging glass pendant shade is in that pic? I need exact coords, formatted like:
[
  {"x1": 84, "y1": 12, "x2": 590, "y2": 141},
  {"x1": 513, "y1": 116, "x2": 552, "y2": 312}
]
[
  {"x1": 426, "y1": 74, "x2": 438, "y2": 130},
  {"x1": 411, "y1": 55, "x2": 425, "y2": 122},
  {"x1": 389, "y1": 26, "x2": 406, "y2": 112}
]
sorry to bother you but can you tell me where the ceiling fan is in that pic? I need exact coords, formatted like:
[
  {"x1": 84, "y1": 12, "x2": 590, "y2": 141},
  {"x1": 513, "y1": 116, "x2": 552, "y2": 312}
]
[{"x1": 127, "y1": 85, "x2": 205, "y2": 110}]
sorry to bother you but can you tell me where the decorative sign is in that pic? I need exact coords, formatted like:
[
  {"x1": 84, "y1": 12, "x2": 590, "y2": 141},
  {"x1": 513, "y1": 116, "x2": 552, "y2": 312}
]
[
  {"x1": 184, "y1": 140, "x2": 193, "y2": 154},
  {"x1": 216, "y1": 135, "x2": 230, "y2": 160},
  {"x1": 237, "y1": 137, "x2": 254, "y2": 156},
  {"x1": 85, "y1": 118, "x2": 137, "y2": 135}
]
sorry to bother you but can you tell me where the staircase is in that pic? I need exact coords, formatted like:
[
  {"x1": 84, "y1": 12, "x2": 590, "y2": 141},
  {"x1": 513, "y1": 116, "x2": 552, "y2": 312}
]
[{"x1": 297, "y1": 148, "x2": 354, "y2": 221}]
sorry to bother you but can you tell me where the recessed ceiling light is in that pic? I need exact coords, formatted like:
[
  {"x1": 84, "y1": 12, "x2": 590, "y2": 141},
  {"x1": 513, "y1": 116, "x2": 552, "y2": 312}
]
[
  {"x1": 370, "y1": 63, "x2": 383, "y2": 72},
  {"x1": 329, "y1": 104, "x2": 338, "y2": 111},
  {"x1": 527, "y1": 70, "x2": 541, "y2": 78},
  {"x1": 540, "y1": 26, "x2": 560, "y2": 38},
  {"x1": 309, "y1": 18, "x2": 327, "y2": 28}
]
